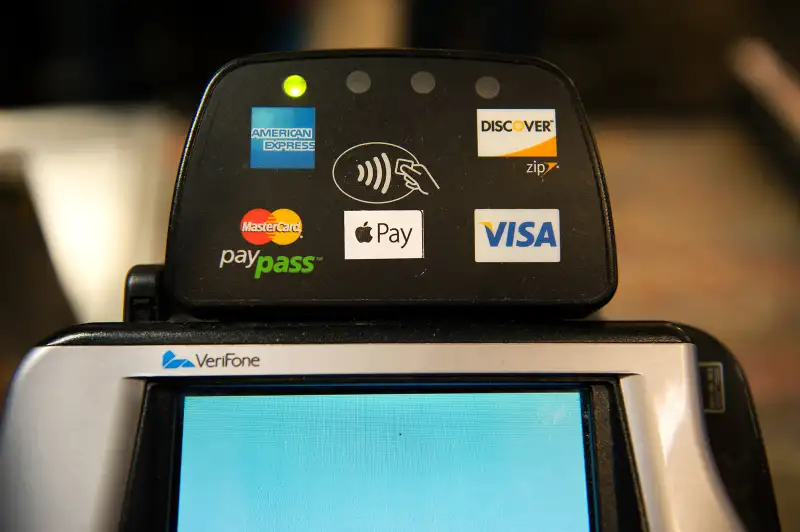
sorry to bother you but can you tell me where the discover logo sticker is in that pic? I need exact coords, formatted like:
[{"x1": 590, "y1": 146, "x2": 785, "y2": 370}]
[{"x1": 477, "y1": 109, "x2": 557, "y2": 157}]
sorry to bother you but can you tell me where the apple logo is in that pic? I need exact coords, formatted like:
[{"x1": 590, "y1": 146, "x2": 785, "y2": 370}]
[{"x1": 355, "y1": 222, "x2": 373, "y2": 243}]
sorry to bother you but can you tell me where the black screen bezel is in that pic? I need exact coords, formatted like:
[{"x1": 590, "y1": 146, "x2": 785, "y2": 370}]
[{"x1": 118, "y1": 376, "x2": 647, "y2": 532}]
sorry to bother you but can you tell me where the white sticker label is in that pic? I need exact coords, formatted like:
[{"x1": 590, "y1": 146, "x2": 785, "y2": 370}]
[
  {"x1": 474, "y1": 209, "x2": 560, "y2": 263},
  {"x1": 345, "y1": 210, "x2": 424, "y2": 260},
  {"x1": 477, "y1": 109, "x2": 557, "y2": 157}
]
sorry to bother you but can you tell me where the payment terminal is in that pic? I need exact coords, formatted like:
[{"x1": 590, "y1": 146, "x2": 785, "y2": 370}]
[{"x1": 0, "y1": 50, "x2": 781, "y2": 532}]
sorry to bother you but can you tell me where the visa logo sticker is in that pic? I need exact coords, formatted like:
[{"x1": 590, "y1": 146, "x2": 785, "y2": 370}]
[
  {"x1": 250, "y1": 107, "x2": 315, "y2": 169},
  {"x1": 477, "y1": 109, "x2": 557, "y2": 157},
  {"x1": 474, "y1": 209, "x2": 560, "y2": 263}
]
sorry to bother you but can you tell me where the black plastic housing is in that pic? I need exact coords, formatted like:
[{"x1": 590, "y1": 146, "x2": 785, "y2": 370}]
[{"x1": 163, "y1": 50, "x2": 616, "y2": 319}]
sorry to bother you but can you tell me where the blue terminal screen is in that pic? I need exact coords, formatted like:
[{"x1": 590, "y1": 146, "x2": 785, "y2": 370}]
[{"x1": 176, "y1": 391, "x2": 592, "y2": 532}]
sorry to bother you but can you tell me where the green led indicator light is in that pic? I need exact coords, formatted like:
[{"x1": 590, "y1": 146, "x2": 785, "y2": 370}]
[{"x1": 283, "y1": 75, "x2": 307, "y2": 98}]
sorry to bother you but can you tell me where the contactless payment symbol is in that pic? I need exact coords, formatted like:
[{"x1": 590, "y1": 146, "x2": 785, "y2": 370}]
[
  {"x1": 477, "y1": 109, "x2": 557, "y2": 157},
  {"x1": 333, "y1": 142, "x2": 439, "y2": 204},
  {"x1": 240, "y1": 208, "x2": 302, "y2": 245},
  {"x1": 250, "y1": 107, "x2": 315, "y2": 169}
]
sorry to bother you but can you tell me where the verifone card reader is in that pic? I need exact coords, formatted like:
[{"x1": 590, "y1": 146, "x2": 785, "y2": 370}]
[{"x1": 0, "y1": 51, "x2": 781, "y2": 532}]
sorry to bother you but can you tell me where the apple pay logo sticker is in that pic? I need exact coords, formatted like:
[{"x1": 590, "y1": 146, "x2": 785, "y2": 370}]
[{"x1": 344, "y1": 210, "x2": 423, "y2": 260}]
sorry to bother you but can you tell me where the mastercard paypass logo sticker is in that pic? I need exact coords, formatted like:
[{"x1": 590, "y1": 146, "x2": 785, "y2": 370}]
[
  {"x1": 477, "y1": 109, "x2": 557, "y2": 157},
  {"x1": 240, "y1": 208, "x2": 302, "y2": 245},
  {"x1": 219, "y1": 208, "x2": 319, "y2": 276}
]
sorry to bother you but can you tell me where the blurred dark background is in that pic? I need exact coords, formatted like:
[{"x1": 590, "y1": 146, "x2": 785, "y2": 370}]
[
  {"x1": 0, "y1": 0, "x2": 797, "y2": 528},
  {"x1": 1, "y1": 0, "x2": 798, "y2": 115}
]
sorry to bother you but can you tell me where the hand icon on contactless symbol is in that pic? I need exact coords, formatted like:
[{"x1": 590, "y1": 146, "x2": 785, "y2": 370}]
[
  {"x1": 333, "y1": 142, "x2": 440, "y2": 205},
  {"x1": 394, "y1": 158, "x2": 439, "y2": 196}
]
